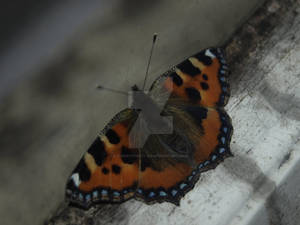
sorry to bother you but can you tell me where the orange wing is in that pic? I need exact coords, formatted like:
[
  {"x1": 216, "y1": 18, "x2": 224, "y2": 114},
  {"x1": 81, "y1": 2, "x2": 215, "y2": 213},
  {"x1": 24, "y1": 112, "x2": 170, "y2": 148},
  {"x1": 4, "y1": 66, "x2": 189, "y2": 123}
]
[
  {"x1": 66, "y1": 109, "x2": 140, "y2": 208},
  {"x1": 135, "y1": 107, "x2": 232, "y2": 204},
  {"x1": 66, "y1": 48, "x2": 233, "y2": 208},
  {"x1": 150, "y1": 48, "x2": 230, "y2": 107},
  {"x1": 136, "y1": 48, "x2": 232, "y2": 204}
]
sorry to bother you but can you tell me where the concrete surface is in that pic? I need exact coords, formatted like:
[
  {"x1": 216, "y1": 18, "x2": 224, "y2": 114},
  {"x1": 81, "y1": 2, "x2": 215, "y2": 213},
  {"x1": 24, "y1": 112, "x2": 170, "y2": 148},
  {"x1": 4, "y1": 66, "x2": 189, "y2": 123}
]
[
  {"x1": 2, "y1": 0, "x2": 300, "y2": 225},
  {"x1": 225, "y1": 1, "x2": 300, "y2": 223}
]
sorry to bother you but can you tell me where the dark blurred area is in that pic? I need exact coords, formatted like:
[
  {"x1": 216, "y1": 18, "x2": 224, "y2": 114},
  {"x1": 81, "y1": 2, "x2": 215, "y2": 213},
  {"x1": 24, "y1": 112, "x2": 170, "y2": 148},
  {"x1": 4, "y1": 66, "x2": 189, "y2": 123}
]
[
  {"x1": 0, "y1": 1, "x2": 54, "y2": 51},
  {"x1": 0, "y1": 1, "x2": 112, "y2": 101}
]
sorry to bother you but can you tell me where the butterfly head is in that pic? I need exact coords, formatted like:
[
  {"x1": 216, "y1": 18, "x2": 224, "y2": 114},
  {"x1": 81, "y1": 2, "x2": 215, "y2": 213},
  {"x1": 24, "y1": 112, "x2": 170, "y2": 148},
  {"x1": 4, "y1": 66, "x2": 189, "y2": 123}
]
[
  {"x1": 131, "y1": 84, "x2": 139, "y2": 91},
  {"x1": 128, "y1": 85, "x2": 150, "y2": 111}
]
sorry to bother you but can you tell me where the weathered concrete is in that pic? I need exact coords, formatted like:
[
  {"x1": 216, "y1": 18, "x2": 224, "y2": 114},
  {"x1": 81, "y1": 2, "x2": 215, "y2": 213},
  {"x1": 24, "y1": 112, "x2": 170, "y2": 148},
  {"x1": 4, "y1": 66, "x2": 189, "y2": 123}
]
[{"x1": 2, "y1": 0, "x2": 300, "y2": 225}]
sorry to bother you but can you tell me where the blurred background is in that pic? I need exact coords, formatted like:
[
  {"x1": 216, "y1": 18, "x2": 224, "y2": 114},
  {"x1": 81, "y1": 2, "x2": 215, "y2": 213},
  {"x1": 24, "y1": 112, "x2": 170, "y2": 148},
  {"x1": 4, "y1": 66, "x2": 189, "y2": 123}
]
[
  {"x1": 0, "y1": 1, "x2": 121, "y2": 99},
  {"x1": 3, "y1": 1, "x2": 290, "y2": 225}
]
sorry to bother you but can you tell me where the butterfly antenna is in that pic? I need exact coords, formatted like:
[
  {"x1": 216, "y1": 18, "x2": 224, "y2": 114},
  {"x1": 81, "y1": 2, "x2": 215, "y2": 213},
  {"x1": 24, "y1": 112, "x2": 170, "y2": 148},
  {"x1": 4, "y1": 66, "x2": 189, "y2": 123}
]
[
  {"x1": 97, "y1": 85, "x2": 128, "y2": 96},
  {"x1": 142, "y1": 33, "x2": 158, "y2": 91}
]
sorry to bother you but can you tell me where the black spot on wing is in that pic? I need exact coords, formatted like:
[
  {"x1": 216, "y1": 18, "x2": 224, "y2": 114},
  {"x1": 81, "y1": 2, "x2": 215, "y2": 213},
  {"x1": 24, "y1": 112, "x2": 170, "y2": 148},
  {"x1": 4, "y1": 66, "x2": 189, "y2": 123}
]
[
  {"x1": 102, "y1": 167, "x2": 109, "y2": 174},
  {"x1": 169, "y1": 72, "x2": 183, "y2": 86},
  {"x1": 74, "y1": 158, "x2": 91, "y2": 182},
  {"x1": 141, "y1": 154, "x2": 152, "y2": 171},
  {"x1": 202, "y1": 74, "x2": 208, "y2": 80},
  {"x1": 66, "y1": 178, "x2": 77, "y2": 191},
  {"x1": 121, "y1": 146, "x2": 138, "y2": 164},
  {"x1": 87, "y1": 138, "x2": 107, "y2": 166},
  {"x1": 194, "y1": 52, "x2": 212, "y2": 66},
  {"x1": 106, "y1": 129, "x2": 120, "y2": 144},
  {"x1": 177, "y1": 60, "x2": 201, "y2": 77},
  {"x1": 185, "y1": 87, "x2": 201, "y2": 102},
  {"x1": 112, "y1": 165, "x2": 121, "y2": 174},
  {"x1": 185, "y1": 106, "x2": 208, "y2": 125},
  {"x1": 200, "y1": 82, "x2": 209, "y2": 90}
]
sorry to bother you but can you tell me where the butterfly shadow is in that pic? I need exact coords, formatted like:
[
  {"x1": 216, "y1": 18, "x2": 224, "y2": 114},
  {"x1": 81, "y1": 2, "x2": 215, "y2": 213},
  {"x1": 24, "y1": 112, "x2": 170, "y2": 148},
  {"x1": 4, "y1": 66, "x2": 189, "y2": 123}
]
[
  {"x1": 259, "y1": 80, "x2": 300, "y2": 121},
  {"x1": 223, "y1": 147, "x2": 276, "y2": 200},
  {"x1": 265, "y1": 180, "x2": 300, "y2": 225},
  {"x1": 222, "y1": 144, "x2": 300, "y2": 224},
  {"x1": 47, "y1": 202, "x2": 132, "y2": 225},
  {"x1": 92, "y1": 203, "x2": 132, "y2": 225}
]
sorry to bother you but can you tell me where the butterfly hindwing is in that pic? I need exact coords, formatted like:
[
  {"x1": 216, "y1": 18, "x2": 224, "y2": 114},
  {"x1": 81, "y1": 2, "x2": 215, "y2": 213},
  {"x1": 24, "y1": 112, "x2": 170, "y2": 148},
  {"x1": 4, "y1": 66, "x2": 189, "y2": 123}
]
[{"x1": 134, "y1": 106, "x2": 232, "y2": 204}]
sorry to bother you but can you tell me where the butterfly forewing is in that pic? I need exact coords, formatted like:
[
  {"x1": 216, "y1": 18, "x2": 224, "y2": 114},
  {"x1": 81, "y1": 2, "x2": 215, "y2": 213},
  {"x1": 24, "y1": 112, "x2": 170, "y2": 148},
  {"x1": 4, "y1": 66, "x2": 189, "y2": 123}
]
[{"x1": 66, "y1": 109, "x2": 140, "y2": 207}]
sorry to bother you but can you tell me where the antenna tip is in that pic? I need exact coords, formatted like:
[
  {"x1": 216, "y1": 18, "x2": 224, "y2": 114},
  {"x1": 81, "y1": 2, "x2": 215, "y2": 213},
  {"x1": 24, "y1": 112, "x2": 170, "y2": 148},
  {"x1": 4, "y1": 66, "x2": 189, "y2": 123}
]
[
  {"x1": 153, "y1": 33, "x2": 158, "y2": 42},
  {"x1": 97, "y1": 85, "x2": 103, "y2": 89}
]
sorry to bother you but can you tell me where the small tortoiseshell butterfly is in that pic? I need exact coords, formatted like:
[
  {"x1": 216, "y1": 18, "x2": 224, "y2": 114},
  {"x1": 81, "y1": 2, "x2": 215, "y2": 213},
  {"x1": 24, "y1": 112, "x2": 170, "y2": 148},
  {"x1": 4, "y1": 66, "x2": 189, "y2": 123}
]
[{"x1": 66, "y1": 46, "x2": 233, "y2": 208}]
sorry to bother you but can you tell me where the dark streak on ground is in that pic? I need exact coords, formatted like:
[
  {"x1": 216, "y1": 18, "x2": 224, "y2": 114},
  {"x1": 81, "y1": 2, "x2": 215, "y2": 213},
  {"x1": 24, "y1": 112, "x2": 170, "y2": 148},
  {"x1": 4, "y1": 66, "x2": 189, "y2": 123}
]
[
  {"x1": 225, "y1": 0, "x2": 296, "y2": 97},
  {"x1": 279, "y1": 150, "x2": 292, "y2": 169}
]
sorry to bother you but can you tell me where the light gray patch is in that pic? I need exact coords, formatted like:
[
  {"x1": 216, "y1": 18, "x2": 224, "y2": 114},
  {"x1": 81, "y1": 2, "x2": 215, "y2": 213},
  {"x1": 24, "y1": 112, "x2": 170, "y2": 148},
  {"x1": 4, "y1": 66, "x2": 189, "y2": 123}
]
[
  {"x1": 149, "y1": 192, "x2": 155, "y2": 197},
  {"x1": 92, "y1": 190, "x2": 98, "y2": 198},
  {"x1": 211, "y1": 155, "x2": 217, "y2": 161},
  {"x1": 71, "y1": 173, "x2": 80, "y2": 187},
  {"x1": 113, "y1": 191, "x2": 120, "y2": 197},
  {"x1": 222, "y1": 65, "x2": 228, "y2": 69},
  {"x1": 223, "y1": 127, "x2": 228, "y2": 133},
  {"x1": 221, "y1": 137, "x2": 226, "y2": 144},
  {"x1": 205, "y1": 49, "x2": 216, "y2": 58},
  {"x1": 85, "y1": 194, "x2": 91, "y2": 201},
  {"x1": 159, "y1": 191, "x2": 167, "y2": 196},
  {"x1": 220, "y1": 70, "x2": 226, "y2": 75},
  {"x1": 179, "y1": 183, "x2": 187, "y2": 189},
  {"x1": 223, "y1": 150, "x2": 276, "y2": 200},
  {"x1": 219, "y1": 147, "x2": 226, "y2": 154},
  {"x1": 101, "y1": 189, "x2": 108, "y2": 195},
  {"x1": 260, "y1": 80, "x2": 300, "y2": 121},
  {"x1": 171, "y1": 189, "x2": 178, "y2": 196}
]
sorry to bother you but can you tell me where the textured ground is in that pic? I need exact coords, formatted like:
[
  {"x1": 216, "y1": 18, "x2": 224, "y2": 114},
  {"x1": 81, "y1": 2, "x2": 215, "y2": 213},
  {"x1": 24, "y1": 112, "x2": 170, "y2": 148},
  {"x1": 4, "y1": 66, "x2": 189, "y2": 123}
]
[{"x1": 1, "y1": 0, "x2": 299, "y2": 225}]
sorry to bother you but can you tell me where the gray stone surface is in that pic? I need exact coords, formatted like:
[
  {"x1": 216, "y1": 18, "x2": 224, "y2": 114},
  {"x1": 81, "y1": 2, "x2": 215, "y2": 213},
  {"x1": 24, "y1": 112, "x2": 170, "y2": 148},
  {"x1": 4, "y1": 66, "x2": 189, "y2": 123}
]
[{"x1": 2, "y1": 0, "x2": 300, "y2": 225}]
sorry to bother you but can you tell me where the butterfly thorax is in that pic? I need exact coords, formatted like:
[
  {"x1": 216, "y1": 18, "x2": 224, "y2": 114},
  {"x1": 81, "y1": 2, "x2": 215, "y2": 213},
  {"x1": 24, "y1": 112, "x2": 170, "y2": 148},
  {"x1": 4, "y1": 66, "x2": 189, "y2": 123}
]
[
  {"x1": 128, "y1": 85, "x2": 197, "y2": 169},
  {"x1": 128, "y1": 86, "x2": 172, "y2": 135}
]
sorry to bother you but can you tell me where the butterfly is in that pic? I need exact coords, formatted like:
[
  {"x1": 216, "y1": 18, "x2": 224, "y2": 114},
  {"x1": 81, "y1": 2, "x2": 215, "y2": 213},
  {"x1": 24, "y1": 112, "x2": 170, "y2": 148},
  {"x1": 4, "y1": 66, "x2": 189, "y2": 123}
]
[{"x1": 65, "y1": 47, "x2": 233, "y2": 209}]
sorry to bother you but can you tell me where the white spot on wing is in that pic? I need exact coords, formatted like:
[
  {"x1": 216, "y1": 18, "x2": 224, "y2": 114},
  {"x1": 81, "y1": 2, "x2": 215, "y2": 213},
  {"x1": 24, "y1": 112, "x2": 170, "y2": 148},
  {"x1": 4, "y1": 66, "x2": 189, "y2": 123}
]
[
  {"x1": 128, "y1": 91, "x2": 134, "y2": 108},
  {"x1": 205, "y1": 49, "x2": 216, "y2": 58},
  {"x1": 71, "y1": 173, "x2": 80, "y2": 187}
]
